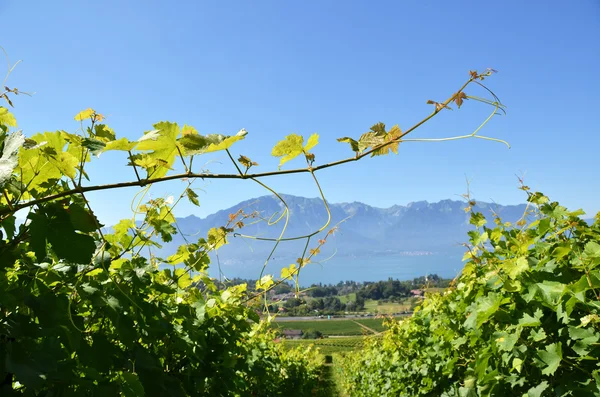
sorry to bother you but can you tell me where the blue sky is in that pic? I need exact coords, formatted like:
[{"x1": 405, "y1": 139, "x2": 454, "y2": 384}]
[{"x1": 2, "y1": 0, "x2": 599, "y2": 225}]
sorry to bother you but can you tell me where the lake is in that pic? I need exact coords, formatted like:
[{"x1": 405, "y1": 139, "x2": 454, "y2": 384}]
[{"x1": 208, "y1": 248, "x2": 467, "y2": 285}]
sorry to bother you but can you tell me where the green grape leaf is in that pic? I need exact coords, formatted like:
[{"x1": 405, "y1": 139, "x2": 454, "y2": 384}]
[
  {"x1": 185, "y1": 188, "x2": 200, "y2": 206},
  {"x1": 370, "y1": 122, "x2": 386, "y2": 134},
  {"x1": 552, "y1": 244, "x2": 571, "y2": 260},
  {"x1": 371, "y1": 124, "x2": 402, "y2": 156},
  {"x1": 181, "y1": 124, "x2": 199, "y2": 136},
  {"x1": 207, "y1": 227, "x2": 228, "y2": 250},
  {"x1": 256, "y1": 275, "x2": 274, "y2": 291},
  {"x1": 104, "y1": 138, "x2": 137, "y2": 152},
  {"x1": 203, "y1": 128, "x2": 248, "y2": 153},
  {"x1": 280, "y1": 264, "x2": 297, "y2": 280},
  {"x1": 0, "y1": 107, "x2": 17, "y2": 127},
  {"x1": 337, "y1": 137, "x2": 359, "y2": 153},
  {"x1": 68, "y1": 203, "x2": 101, "y2": 233},
  {"x1": 503, "y1": 257, "x2": 529, "y2": 279},
  {"x1": 536, "y1": 342, "x2": 562, "y2": 375},
  {"x1": 27, "y1": 211, "x2": 49, "y2": 261},
  {"x1": 120, "y1": 372, "x2": 145, "y2": 397},
  {"x1": 166, "y1": 245, "x2": 192, "y2": 265},
  {"x1": 136, "y1": 122, "x2": 180, "y2": 178},
  {"x1": 568, "y1": 326, "x2": 599, "y2": 356},
  {"x1": 0, "y1": 215, "x2": 16, "y2": 239},
  {"x1": 583, "y1": 241, "x2": 600, "y2": 260},
  {"x1": 529, "y1": 328, "x2": 547, "y2": 342},
  {"x1": 93, "y1": 124, "x2": 116, "y2": 141},
  {"x1": 53, "y1": 152, "x2": 79, "y2": 179},
  {"x1": 74, "y1": 108, "x2": 95, "y2": 121},
  {"x1": 150, "y1": 219, "x2": 176, "y2": 243},
  {"x1": 178, "y1": 134, "x2": 211, "y2": 155},
  {"x1": 81, "y1": 138, "x2": 106, "y2": 157},
  {"x1": 357, "y1": 132, "x2": 385, "y2": 152},
  {"x1": 469, "y1": 212, "x2": 487, "y2": 227},
  {"x1": 28, "y1": 131, "x2": 79, "y2": 179},
  {"x1": 518, "y1": 309, "x2": 543, "y2": 327},
  {"x1": 174, "y1": 268, "x2": 192, "y2": 289},
  {"x1": 271, "y1": 133, "x2": 305, "y2": 168},
  {"x1": 531, "y1": 281, "x2": 566, "y2": 306},
  {"x1": 238, "y1": 155, "x2": 258, "y2": 168},
  {"x1": 464, "y1": 292, "x2": 503, "y2": 329},
  {"x1": 28, "y1": 203, "x2": 96, "y2": 263},
  {"x1": 527, "y1": 381, "x2": 549, "y2": 397},
  {"x1": 494, "y1": 328, "x2": 521, "y2": 351},
  {"x1": 304, "y1": 133, "x2": 319, "y2": 152}
]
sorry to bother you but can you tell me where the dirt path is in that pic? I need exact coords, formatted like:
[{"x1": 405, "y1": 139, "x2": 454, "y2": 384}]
[{"x1": 351, "y1": 320, "x2": 377, "y2": 334}]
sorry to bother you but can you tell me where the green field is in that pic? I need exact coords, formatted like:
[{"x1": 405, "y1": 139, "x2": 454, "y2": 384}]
[
  {"x1": 272, "y1": 319, "x2": 372, "y2": 336},
  {"x1": 354, "y1": 318, "x2": 388, "y2": 333},
  {"x1": 272, "y1": 317, "x2": 402, "y2": 336},
  {"x1": 338, "y1": 293, "x2": 356, "y2": 304},
  {"x1": 363, "y1": 299, "x2": 413, "y2": 314},
  {"x1": 281, "y1": 336, "x2": 378, "y2": 354}
]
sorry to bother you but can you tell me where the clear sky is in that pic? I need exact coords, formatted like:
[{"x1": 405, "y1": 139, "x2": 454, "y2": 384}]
[{"x1": 2, "y1": 0, "x2": 599, "y2": 225}]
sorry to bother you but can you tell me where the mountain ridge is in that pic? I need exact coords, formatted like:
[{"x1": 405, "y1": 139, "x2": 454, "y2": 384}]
[
  {"x1": 123, "y1": 194, "x2": 594, "y2": 283},
  {"x1": 161, "y1": 194, "x2": 528, "y2": 264}
]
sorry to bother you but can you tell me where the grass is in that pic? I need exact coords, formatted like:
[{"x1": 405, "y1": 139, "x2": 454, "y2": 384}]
[
  {"x1": 272, "y1": 319, "x2": 369, "y2": 336},
  {"x1": 363, "y1": 299, "x2": 413, "y2": 314},
  {"x1": 354, "y1": 318, "x2": 388, "y2": 333},
  {"x1": 338, "y1": 293, "x2": 356, "y2": 304},
  {"x1": 281, "y1": 335, "x2": 377, "y2": 354},
  {"x1": 313, "y1": 356, "x2": 350, "y2": 397}
]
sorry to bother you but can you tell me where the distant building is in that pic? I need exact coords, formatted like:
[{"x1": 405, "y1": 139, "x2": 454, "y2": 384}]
[
  {"x1": 410, "y1": 289, "x2": 424, "y2": 297},
  {"x1": 282, "y1": 329, "x2": 303, "y2": 339}
]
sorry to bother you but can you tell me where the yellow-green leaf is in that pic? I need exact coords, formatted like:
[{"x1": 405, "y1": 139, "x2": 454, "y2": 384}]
[
  {"x1": 136, "y1": 122, "x2": 180, "y2": 178},
  {"x1": 174, "y1": 268, "x2": 192, "y2": 289},
  {"x1": 271, "y1": 134, "x2": 304, "y2": 168},
  {"x1": 280, "y1": 263, "x2": 297, "y2": 280},
  {"x1": 337, "y1": 137, "x2": 359, "y2": 152},
  {"x1": 255, "y1": 274, "x2": 274, "y2": 291},
  {"x1": 203, "y1": 129, "x2": 248, "y2": 153},
  {"x1": 371, "y1": 124, "x2": 402, "y2": 156},
  {"x1": 0, "y1": 107, "x2": 17, "y2": 127},
  {"x1": 182, "y1": 124, "x2": 199, "y2": 136},
  {"x1": 304, "y1": 133, "x2": 319, "y2": 152},
  {"x1": 74, "y1": 108, "x2": 95, "y2": 121},
  {"x1": 207, "y1": 227, "x2": 228, "y2": 250},
  {"x1": 104, "y1": 138, "x2": 137, "y2": 152}
]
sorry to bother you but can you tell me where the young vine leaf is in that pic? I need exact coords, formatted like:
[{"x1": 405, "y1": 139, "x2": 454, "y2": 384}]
[{"x1": 271, "y1": 133, "x2": 319, "y2": 168}]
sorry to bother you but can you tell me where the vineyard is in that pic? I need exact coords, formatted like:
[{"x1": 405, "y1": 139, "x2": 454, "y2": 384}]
[
  {"x1": 284, "y1": 336, "x2": 374, "y2": 355},
  {"x1": 339, "y1": 195, "x2": 600, "y2": 396},
  {"x1": 1, "y1": 59, "x2": 599, "y2": 397},
  {"x1": 273, "y1": 318, "x2": 386, "y2": 336}
]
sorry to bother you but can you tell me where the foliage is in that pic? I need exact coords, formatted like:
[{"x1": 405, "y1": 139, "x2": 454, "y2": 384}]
[
  {"x1": 353, "y1": 319, "x2": 388, "y2": 333},
  {"x1": 0, "y1": 105, "x2": 323, "y2": 395},
  {"x1": 274, "y1": 320, "x2": 364, "y2": 336},
  {"x1": 340, "y1": 192, "x2": 600, "y2": 396},
  {"x1": 284, "y1": 336, "x2": 376, "y2": 355},
  {"x1": 302, "y1": 328, "x2": 324, "y2": 340},
  {"x1": 0, "y1": 65, "x2": 513, "y2": 395}
]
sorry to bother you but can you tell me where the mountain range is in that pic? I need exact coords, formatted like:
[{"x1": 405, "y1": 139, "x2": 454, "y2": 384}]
[{"x1": 154, "y1": 195, "x2": 530, "y2": 283}]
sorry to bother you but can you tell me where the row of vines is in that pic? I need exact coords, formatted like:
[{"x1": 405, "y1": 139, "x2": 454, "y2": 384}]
[
  {"x1": 0, "y1": 92, "x2": 328, "y2": 394},
  {"x1": 339, "y1": 192, "x2": 600, "y2": 396}
]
